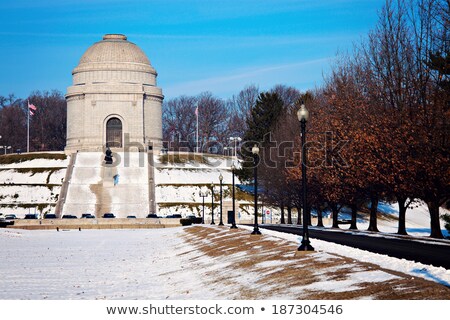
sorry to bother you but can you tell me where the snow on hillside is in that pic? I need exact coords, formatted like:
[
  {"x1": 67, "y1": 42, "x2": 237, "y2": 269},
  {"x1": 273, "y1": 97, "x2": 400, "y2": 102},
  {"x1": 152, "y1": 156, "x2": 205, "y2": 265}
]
[
  {"x1": 0, "y1": 168, "x2": 66, "y2": 185},
  {"x1": 156, "y1": 168, "x2": 235, "y2": 185},
  {"x1": 0, "y1": 185, "x2": 61, "y2": 205},
  {"x1": 0, "y1": 153, "x2": 69, "y2": 217},
  {"x1": 154, "y1": 154, "x2": 255, "y2": 217},
  {"x1": 333, "y1": 202, "x2": 449, "y2": 238}
]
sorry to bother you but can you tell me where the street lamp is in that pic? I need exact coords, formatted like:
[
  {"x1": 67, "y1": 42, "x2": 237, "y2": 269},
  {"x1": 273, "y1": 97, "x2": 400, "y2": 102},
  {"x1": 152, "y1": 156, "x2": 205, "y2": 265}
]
[
  {"x1": 251, "y1": 144, "x2": 261, "y2": 235},
  {"x1": 210, "y1": 182, "x2": 215, "y2": 225},
  {"x1": 223, "y1": 147, "x2": 232, "y2": 156},
  {"x1": 0, "y1": 146, "x2": 11, "y2": 155},
  {"x1": 297, "y1": 102, "x2": 314, "y2": 251},
  {"x1": 199, "y1": 190, "x2": 208, "y2": 224},
  {"x1": 230, "y1": 164, "x2": 238, "y2": 229},
  {"x1": 229, "y1": 137, "x2": 242, "y2": 158},
  {"x1": 219, "y1": 173, "x2": 224, "y2": 226}
]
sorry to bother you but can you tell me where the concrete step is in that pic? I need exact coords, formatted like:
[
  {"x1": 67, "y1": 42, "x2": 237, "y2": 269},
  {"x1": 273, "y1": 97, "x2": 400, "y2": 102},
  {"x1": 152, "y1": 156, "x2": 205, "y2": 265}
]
[{"x1": 62, "y1": 151, "x2": 150, "y2": 218}]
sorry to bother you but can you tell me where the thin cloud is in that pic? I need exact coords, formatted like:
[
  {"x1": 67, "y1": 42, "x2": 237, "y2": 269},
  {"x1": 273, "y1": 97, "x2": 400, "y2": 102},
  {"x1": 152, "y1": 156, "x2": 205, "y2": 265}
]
[{"x1": 163, "y1": 57, "x2": 332, "y2": 98}]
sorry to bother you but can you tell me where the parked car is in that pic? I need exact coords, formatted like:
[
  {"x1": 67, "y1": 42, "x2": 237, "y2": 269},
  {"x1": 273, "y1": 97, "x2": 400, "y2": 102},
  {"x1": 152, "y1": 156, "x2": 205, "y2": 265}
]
[
  {"x1": 146, "y1": 213, "x2": 158, "y2": 218},
  {"x1": 126, "y1": 215, "x2": 137, "y2": 219},
  {"x1": 62, "y1": 215, "x2": 77, "y2": 219},
  {"x1": 24, "y1": 214, "x2": 38, "y2": 219},
  {"x1": 0, "y1": 220, "x2": 14, "y2": 226},
  {"x1": 81, "y1": 213, "x2": 95, "y2": 219},
  {"x1": 5, "y1": 214, "x2": 18, "y2": 220},
  {"x1": 186, "y1": 215, "x2": 203, "y2": 224},
  {"x1": 44, "y1": 214, "x2": 57, "y2": 219},
  {"x1": 166, "y1": 214, "x2": 182, "y2": 218},
  {"x1": 102, "y1": 213, "x2": 116, "y2": 218}
]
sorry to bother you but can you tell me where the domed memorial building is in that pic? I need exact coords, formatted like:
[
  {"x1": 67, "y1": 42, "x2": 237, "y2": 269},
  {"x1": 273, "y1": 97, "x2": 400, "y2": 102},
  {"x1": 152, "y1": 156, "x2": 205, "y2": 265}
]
[{"x1": 65, "y1": 34, "x2": 163, "y2": 153}]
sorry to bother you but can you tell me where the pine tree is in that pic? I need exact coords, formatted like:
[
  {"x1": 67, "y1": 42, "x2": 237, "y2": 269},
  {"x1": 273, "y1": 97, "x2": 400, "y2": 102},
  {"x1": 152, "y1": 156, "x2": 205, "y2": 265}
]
[{"x1": 237, "y1": 92, "x2": 284, "y2": 182}]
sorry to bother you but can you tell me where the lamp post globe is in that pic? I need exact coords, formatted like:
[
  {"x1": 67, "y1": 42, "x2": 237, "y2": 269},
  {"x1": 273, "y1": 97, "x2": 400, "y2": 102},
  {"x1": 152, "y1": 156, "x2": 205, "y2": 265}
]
[
  {"x1": 297, "y1": 102, "x2": 314, "y2": 251},
  {"x1": 297, "y1": 103, "x2": 309, "y2": 122},
  {"x1": 251, "y1": 144, "x2": 261, "y2": 235}
]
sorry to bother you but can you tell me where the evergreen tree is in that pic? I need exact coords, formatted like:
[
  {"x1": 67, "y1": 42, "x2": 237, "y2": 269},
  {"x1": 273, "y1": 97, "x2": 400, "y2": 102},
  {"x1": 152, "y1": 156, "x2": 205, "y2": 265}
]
[{"x1": 237, "y1": 91, "x2": 284, "y2": 182}]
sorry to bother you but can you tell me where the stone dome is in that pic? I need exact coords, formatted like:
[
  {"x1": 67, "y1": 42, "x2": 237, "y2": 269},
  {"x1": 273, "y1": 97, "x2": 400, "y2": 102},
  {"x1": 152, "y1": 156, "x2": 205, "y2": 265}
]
[
  {"x1": 78, "y1": 34, "x2": 151, "y2": 65},
  {"x1": 71, "y1": 34, "x2": 157, "y2": 86}
]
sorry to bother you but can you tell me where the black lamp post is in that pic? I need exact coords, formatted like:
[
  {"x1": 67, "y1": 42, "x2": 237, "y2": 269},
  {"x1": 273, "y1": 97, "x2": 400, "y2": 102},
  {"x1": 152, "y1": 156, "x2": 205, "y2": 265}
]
[
  {"x1": 297, "y1": 102, "x2": 314, "y2": 251},
  {"x1": 219, "y1": 173, "x2": 224, "y2": 226},
  {"x1": 210, "y1": 183, "x2": 215, "y2": 225},
  {"x1": 251, "y1": 144, "x2": 261, "y2": 235},
  {"x1": 230, "y1": 164, "x2": 238, "y2": 229},
  {"x1": 199, "y1": 190, "x2": 208, "y2": 224}
]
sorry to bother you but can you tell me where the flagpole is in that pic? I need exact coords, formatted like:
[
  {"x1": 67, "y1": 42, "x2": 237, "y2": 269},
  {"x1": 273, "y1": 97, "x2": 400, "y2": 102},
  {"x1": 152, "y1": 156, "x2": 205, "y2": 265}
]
[
  {"x1": 196, "y1": 105, "x2": 199, "y2": 153},
  {"x1": 27, "y1": 100, "x2": 29, "y2": 153}
]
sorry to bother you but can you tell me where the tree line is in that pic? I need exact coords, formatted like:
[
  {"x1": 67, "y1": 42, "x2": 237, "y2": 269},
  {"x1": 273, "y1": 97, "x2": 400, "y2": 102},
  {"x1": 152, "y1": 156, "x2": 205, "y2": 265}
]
[
  {"x1": 0, "y1": 91, "x2": 66, "y2": 152},
  {"x1": 237, "y1": 0, "x2": 449, "y2": 239}
]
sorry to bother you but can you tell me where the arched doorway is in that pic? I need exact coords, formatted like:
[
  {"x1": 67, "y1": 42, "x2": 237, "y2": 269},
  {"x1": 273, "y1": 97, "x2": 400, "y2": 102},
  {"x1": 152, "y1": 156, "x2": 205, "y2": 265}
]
[{"x1": 106, "y1": 117, "x2": 122, "y2": 148}]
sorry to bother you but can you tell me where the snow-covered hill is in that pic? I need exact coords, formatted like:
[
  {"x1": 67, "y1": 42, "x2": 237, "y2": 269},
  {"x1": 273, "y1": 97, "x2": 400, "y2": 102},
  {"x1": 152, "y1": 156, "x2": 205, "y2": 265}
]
[
  {"x1": 0, "y1": 153, "x2": 69, "y2": 217},
  {"x1": 153, "y1": 153, "x2": 255, "y2": 219}
]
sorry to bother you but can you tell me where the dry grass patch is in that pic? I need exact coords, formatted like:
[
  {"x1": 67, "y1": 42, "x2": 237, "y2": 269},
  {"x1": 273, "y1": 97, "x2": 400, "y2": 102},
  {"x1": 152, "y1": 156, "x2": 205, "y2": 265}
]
[{"x1": 181, "y1": 226, "x2": 450, "y2": 300}]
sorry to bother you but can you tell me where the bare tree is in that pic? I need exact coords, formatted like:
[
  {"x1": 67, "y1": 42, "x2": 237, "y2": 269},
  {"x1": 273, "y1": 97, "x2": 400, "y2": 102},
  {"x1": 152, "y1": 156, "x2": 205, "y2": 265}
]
[{"x1": 162, "y1": 95, "x2": 197, "y2": 151}]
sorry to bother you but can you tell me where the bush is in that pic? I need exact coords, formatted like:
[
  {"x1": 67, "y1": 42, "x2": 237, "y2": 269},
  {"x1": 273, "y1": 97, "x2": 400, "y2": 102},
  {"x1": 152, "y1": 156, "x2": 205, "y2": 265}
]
[{"x1": 180, "y1": 218, "x2": 193, "y2": 226}]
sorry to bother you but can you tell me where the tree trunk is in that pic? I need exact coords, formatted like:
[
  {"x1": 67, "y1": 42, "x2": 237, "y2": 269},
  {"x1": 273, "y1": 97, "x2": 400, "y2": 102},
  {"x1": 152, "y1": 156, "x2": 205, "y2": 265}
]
[
  {"x1": 427, "y1": 200, "x2": 444, "y2": 239},
  {"x1": 397, "y1": 196, "x2": 408, "y2": 235},
  {"x1": 317, "y1": 207, "x2": 324, "y2": 227},
  {"x1": 296, "y1": 206, "x2": 302, "y2": 225},
  {"x1": 331, "y1": 203, "x2": 339, "y2": 228},
  {"x1": 349, "y1": 203, "x2": 358, "y2": 230},
  {"x1": 287, "y1": 206, "x2": 292, "y2": 224},
  {"x1": 280, "y1": 205, "x2": 285, "y2": 224},
  {"x1": 367, "y1": 196, "x2": 379, "y2": 232}
]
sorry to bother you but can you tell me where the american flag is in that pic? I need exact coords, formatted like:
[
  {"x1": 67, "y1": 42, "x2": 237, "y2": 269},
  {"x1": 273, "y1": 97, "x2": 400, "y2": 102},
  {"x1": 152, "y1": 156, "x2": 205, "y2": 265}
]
[{"x1": 28, "y1": 101, "x2": 37, "y2": 116}]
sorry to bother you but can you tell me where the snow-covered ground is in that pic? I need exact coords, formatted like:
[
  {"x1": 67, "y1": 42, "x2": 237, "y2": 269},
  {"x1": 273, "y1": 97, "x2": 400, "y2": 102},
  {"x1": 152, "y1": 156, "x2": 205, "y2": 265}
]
[
  {"x1": 0, "y1": 225, "x2": 448, "y2": 300},
  {"x1": 330, "y1": 202, "x2": 450, "y2": 238},
  {"x1": 0, "y1": 228, "x2": 211, "y2": 300}
]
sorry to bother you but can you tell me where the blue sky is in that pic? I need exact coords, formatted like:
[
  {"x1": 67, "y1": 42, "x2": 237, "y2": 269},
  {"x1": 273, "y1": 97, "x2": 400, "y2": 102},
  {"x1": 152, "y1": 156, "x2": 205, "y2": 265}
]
[{"x1": 0, "y1": 0, "x2": 385, "y2": 100}]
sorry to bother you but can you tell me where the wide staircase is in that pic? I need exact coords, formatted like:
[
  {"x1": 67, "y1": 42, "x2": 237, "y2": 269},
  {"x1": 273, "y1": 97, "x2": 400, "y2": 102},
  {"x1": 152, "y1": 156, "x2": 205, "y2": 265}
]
[{"x1": 61, "y1": 151, "x2": 151, "y2": 218}]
